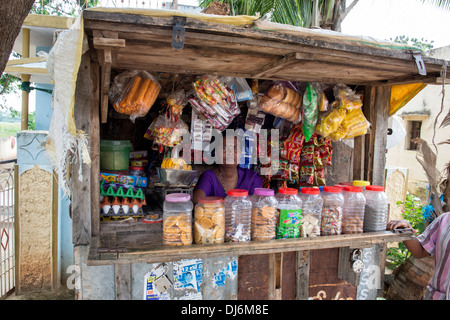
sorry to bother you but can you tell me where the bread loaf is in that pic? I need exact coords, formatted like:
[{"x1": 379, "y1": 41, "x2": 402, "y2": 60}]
[{"x1": 260, "y1": 84, "x2": 302, "y2": 123}]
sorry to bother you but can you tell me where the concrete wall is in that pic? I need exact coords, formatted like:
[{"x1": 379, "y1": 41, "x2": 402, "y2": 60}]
[{"x1": 386, "y1": 46, "x2": 450, "y2": 198}]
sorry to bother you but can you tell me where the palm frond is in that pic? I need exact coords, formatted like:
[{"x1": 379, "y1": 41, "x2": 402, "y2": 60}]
[
  {"x1": 421, "y1": 0, "x2": 450, "y2": 10},
  {"x1": 413, "y1": 138, "x2": 444, "y2": 216}
]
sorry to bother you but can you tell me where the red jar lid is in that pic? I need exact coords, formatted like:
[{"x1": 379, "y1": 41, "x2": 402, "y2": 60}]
[
  {"x1": 228, "y1": 189, "x2": 248, "y2": 197},
  {"x1": 300, "y1": 188, "x2": 320, "y2": 195},
  {"x1": 323, "y1": 186, "x2": 343, "y2": 193},
  {"x1": 198, "y1": 196, "x2": 224, "y2": 203},
  {"x1": 278, "y1": 187, "x2": 298, "y2": 195},
  {"x1": 129, "y1": 166, "x2": 144, "y2": 170},
  {"x1": 343, "y1": 186, "x2": 363, "y2": 193},
  {"x1": 366, "y1": 185, "x2": 384, "y2": 192}
]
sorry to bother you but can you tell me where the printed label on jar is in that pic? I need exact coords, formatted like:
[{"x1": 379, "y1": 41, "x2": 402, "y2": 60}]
[{"x1": 278, "y1": 209, "x2": 302, "y2": 228}]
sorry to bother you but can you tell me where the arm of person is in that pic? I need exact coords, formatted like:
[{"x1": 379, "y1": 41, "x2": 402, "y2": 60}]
[
  {"x1": 386, "y1": 220, "x2": 430, "y2": 259},
  {"x1": 192, "y1": 188, "x2": 206, "y2": 205}
]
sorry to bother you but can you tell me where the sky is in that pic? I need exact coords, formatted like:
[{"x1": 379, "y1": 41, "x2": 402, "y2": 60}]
[
  {"x1": 341, "y1": 0, "x2": 450, "y2": 48},
  {"x1": 4, "y1": 0, "x2": 450, "y2": 113}
]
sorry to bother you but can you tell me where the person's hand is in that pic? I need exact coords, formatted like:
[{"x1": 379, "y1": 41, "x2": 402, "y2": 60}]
[{"x1": 386, "y1": 220, "x2": 416, "y2": 233}]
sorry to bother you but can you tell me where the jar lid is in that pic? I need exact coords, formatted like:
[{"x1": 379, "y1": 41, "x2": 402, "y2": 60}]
[
  {"x1": 324, "y1": 186, "x2": 343, "y2": 193},
  {"x1": 300, "y1": 187, "x2": 320, "y2": 195},
  {"x1": 366, "y1": 185, "x2": 384, "y2": 192},
  {"x1": 339, "y1": 182, "x2": 353, "y2": 186},
  {"x1": 278, "y1": 187, "x2": 298, "y2": 195},
  {"x1": 343, "y1": 186, "x2": 363, "y2": 193},
  {"x1": 353, "y1": 180, "x2": 370, "y2": 187},
  {"x1": 198, "y1": 196, "x2": 224, "y2": 203},
  {"x1": 228, "y1": 189, "x2": 248, "y2": 197},
  {"x1": 254, "y1": 188, "x2": 275, "y2": 196},
  {"x1": 165, "y1": 193, "x2": 191, "y2": 202},
  {"x1": 129, "y1": 166, "x2": 144, "y2": 170}
]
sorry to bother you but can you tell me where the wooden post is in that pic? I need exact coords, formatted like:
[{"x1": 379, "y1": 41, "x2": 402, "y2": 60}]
[
  {"x1": 363, "y1": 86, "x2": 391, "y2": 185},
  {"x1": 72, "y1": 52, "x2": 92, "y2": 246},
  {"x1": 90, "y1": 60, "x2": 100, "y2": 237},
  {"x1": 296, "y1": 250, "x2": 310, "y2": 300},
  {"x1": 21, "y1": 28, "x2": 30, "y2": 131}
]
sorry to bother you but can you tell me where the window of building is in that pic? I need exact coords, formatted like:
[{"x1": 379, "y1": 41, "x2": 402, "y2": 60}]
[{"x1": 406, "y1": 120, "x2": 422, "y2": 150}]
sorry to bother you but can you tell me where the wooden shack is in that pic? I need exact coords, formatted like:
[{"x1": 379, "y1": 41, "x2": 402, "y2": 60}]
[{"x1": 64, "y1": 8, "x2": 447, "y2": 300}]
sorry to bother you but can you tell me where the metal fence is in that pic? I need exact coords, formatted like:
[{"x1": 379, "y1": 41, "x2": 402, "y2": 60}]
[{"x1": 0, "y1": 164, "x2": 15, "y2": 299}]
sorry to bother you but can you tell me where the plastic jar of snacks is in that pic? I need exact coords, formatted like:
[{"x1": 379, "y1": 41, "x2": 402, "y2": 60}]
[
  {"x1": 276, "y1": 187, "x2": 302, "y2": 239},
  {"x1": 299, "y1": 188, "x2": 323, "y2": 237},
  {"x1": 224, "y1": 189, "x2": 252, "y2": 242},
  {"x1": 194, "y1": 196, "x2": 225, "y2": 244},
  {"x1": 129, "y1": 166, "x2": 146, "y2": 177},
  {"x1": 363, "y1": 185, "x2": 389, "y2": 232},
  {"x1": 342, "y1": 186, "x2": 366, "y2": 234},
  {"x1": 163, "y1": 193, "x2": 193, "y2": 246},
  {"x1": 250, "y1": 188, "x2": 278, "y2": 241},
  {"x1": 321, "y1": 186, "x2": 344, "y2": 235}
]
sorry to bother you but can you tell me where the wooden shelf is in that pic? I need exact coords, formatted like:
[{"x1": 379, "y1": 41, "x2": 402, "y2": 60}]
[{"x1": 87, "y1": 231, "x2": 413, "y2": 266}]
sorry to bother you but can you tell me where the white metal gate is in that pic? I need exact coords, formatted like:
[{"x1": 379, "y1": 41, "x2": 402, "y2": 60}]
[{"x1": 0, "y1": 164, "x2": 15, "y2": 299}]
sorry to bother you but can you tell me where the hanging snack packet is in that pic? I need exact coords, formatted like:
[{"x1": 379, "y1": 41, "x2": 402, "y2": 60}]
[
  {"x1": 333, "y1": 84, "x2": 363, "y2": 110},
  {"x1": 302, "y1": 83, "x2": 319, "y2": 142},
  {"x1": 144, "y1": 114, "x2": 188, "y2": 147},
  {"x1": 110, "y1": 70, "x2": 161, "y2": 122},
  {"x1": 189, "y1": 75, "x2": 240, "y2": 131},
  {"x1": 316, "y1": 108, "x2": 347, "y2": 137}
]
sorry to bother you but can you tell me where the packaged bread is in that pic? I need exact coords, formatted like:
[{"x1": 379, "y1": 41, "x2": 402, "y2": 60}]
[
  {"x1": 260, "y1": 83, "x2": 302, "y2": 123},
  {"x1": 109, "y1": 70, "x2": 161, "y2": 122}
]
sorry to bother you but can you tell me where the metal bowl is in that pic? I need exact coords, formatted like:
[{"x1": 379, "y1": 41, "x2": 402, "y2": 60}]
[{"x1": 156, "y1": 168, "x2": 197, "y2": 186}]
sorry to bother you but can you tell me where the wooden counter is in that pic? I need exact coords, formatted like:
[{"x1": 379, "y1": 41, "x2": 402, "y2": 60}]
[{"x1": 87, "y1": 230, "x2": 413, "y2": 265}]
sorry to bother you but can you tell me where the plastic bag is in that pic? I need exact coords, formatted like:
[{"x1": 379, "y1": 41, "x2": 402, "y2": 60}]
[
  {"x1": 165, "y1": 89, "x2": 187, "y2": 116},
  {"x1": 333, "y1": 84, "x2": 363, "y2": 110},
  {"x1": 189, "y1": 75, "x2": 240, "y2": 131},
  {"x1": 109, "y1": 70, "x2": 161, "y2": 122},
  {"x1": 302, "y1": 83, "x2": 319, "y2": 142},
  {"x1": 144, "y1": 114, "x2": 188, "y2": 147},
  {"x1": 260, "y1": 83, "x2": 302, "y2": 123},
  {"x1": 341, "y1": 108, "x2": 370, "y2": 139},
  {"x1": 222, "y1": 77, "x2": 253, "y2": 102},
  {"x1": 316, "y1": 108, "x2": 347, "y2": 137}
]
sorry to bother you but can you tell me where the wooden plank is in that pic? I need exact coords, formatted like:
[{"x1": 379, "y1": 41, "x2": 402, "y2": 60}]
[
  {"x1": 52, "y1": 171, "x2": 59, "y2": 290},
  {"x1": 82, "y1": 10, "x2": 446, "y2": 68},
  {"x1": 72, "y1": 52, "x2": 92, "y2": 246},
  {"x1": 252, "y1": 53, "x2": 299, "y2": 79},
  {"x1": 281, "y1": 251, "x2": 297, "y2": 299},
  {"x1": 93, "y1": 37, "x2": 126, "y2": 50},
  {"x1": 90, "y1": 60, "x2": 100, "y2": 237},
  {"x1": 296, "y1": 250, "x2": 310, "y2": 300},
  {"x1": 86, "y1": 231, "x2": 414, "y2": 266},
  {"x1": 100, "y1": 49, "x2": 111, "y2": 124},
  {"x1": 13, "y1": 165, "x2": 21, "y2": 295},
  {"x1": 237, "y1": 254, "x2": 269, "y2": 300},
  {"x1": 115, "y1": 263, "x2": 131, "y2": 300},
  {"x1": 337, "y1": 247, "x2": 361, "y2": 286},
  {"x1": 363, "y1": 86, "x2": 391, "y2": 185},
  {"x1": 309, "y1": 248, "x2": 356, "y2": 300},
  {"x1": 268, "y1": 252, "x2": 283, "y2": 300}
]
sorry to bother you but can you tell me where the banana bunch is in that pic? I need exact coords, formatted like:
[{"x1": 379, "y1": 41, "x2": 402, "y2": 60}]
[{"x1": 161, "y1": 158, "x2": 192, "y2": 171}]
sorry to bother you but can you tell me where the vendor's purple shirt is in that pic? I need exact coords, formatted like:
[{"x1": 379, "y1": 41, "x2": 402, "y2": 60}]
[{"x1": 195, "y1": 167, "x2": 262, "y2": 198}]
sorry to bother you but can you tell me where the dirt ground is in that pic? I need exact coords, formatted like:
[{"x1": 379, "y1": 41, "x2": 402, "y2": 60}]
[{"x1": 4, "y1": 287, "x2": 75, "y2": 300}]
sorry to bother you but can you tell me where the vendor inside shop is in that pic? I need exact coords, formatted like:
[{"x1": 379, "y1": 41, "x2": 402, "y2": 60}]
[{"x1": 193, "y1": 131, "x2": 262, "y2": 203}]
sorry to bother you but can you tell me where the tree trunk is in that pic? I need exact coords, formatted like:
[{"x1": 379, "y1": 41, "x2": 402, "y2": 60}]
[{"x1": 0, "y1": 0, "x2": 35, "y2": 75}]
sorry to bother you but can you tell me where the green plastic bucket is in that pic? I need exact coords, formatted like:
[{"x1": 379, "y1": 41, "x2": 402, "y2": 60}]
[{"x1": 100, "y1": 140, "x2": 132, "y2": 171}]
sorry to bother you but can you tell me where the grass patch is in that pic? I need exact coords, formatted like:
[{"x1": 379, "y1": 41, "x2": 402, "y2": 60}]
[{"x1": 0, "y1": 122, "x2": 20, "y2": 138}]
